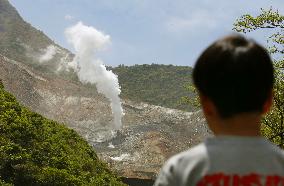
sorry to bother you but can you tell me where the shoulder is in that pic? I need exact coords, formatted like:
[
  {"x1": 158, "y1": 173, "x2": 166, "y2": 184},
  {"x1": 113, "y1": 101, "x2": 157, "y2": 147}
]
[
  {"x1": 267, "y1": 141, "x2": 284, "y2": 161},
  {"x1": 154, "y1": 143, "x2": 209, "y2": 186},
  {"x1": 169, "y1": 143, "x2": 208, "y2": 165},
  {"x1": 167, "y1": 143, "x2": 209, "y2": 175}
]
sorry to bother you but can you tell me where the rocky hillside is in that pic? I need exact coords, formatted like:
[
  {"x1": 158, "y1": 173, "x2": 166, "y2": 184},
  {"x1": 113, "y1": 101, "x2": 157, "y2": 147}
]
[
  {"x1": 0, "y1": 0, "x2": 211, "y2": 182},
  {"x1": 0, "y1": 55, "x2": 211, "y2": 180},
  {"x1": 0, "y1": 0, "x2": 196, "y2": 112},
  {"x1": 0, "y1": 0, "x2": 74, "y2": 77},
  {"x1": 0, "y1": 73, "x2": 126, "y2": 185}
]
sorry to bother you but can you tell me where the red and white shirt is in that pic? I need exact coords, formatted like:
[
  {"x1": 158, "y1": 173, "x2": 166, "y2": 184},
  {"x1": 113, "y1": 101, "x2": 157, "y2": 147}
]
[{"x1": 154, "y1": 136, "x2": 284, "y2": 186}]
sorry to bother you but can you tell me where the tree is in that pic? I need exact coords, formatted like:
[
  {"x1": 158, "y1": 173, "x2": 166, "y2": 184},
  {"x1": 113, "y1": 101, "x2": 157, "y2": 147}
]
[
  {"x1": 233, "y1": 8, "x2": 284, "y2": 147},
  {"x1": 0, "y1": 81, "x2": 126, "y2": 185}
]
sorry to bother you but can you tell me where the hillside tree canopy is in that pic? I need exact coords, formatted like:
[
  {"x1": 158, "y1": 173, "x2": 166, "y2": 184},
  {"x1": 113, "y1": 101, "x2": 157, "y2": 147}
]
[
  {"x1": 233, "y1": 8, "x2": 284, "y2": 147},
  {"x1": 0, "y1": 81, "x2": 126, "y2": 185}
]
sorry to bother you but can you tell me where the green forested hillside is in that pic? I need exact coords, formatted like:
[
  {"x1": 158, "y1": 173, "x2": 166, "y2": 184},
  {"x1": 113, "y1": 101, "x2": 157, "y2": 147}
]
[
  {"x1": 112, "y1": 64, "x2": 195, "y2": 111},
  {"x1": 0, "y1": 81, "x2": 125, "y2": 186}
]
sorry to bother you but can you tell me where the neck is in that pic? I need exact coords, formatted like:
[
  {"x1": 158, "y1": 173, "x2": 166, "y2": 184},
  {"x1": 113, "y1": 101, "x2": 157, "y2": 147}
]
[{"x1": 208, "y1": 113, "x2": 262, "y2": 137}]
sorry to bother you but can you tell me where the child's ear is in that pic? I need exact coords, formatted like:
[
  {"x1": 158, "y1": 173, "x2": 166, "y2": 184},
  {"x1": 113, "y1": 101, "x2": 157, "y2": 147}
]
[
  {"x1": 199, "y1": 94, "x2": 218, "y2": 118},
  {"x1": 262, "y1": 89, "x2": 273, "y2": 115}
]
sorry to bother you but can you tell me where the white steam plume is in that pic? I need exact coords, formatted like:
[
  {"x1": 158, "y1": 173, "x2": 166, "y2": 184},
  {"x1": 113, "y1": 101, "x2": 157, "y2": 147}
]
[
  {"x1": 39, "y1": 45, "x2": 57, "y2": 62},
  {"x1": 65, "y1": 22, "x2": 123, "y2": 129}
]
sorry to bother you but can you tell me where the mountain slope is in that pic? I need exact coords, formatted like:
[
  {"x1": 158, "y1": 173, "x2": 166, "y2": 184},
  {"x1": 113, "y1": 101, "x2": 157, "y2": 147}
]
[
  {"x1": 0, "y1": 0, "x2": 195, "y2": 112},
  {"x1": 0, "y1": 53, "x2": 211, "y2": 180},
  {"x1": 0, "y1": 0, "x2": 210, "y2": 181},
  {"x1": 112, "y1": 64, "x2": 195, "y2": 111},
  {"x1": 0, "y1": 0, "x2": 73, "y2": 76},
  {"x1": 0, "y1": 0, "x2": 51, "y2": 58},
  {"x1": 0, "y1": 81, "x2": 125, "y2": 185}
]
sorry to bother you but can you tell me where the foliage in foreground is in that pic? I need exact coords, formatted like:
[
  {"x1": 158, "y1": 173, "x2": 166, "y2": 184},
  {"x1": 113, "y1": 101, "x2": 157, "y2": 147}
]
[
  {"x1": 0, "y1": 81, "x2": 126, "y2": 185},
  {"x1": 234, "y1": 8, "x2": 284, "y2": 147}
]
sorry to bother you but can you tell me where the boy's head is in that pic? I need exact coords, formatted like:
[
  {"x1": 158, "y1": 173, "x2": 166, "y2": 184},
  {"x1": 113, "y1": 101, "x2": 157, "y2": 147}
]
[{"x1": 193, "y1": 35, "x2": 274, "y2": 119}]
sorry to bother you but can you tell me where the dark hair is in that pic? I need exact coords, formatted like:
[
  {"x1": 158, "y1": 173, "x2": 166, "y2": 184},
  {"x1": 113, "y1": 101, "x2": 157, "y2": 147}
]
[{"x1": 192, "y1": 35, "x2": 274, "y2": 118}]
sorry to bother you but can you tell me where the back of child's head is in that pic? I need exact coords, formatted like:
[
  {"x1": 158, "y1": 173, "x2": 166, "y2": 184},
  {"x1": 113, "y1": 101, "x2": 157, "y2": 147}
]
[{"x1": 192, "y1": 34, "x2": 274, "y2": 118}]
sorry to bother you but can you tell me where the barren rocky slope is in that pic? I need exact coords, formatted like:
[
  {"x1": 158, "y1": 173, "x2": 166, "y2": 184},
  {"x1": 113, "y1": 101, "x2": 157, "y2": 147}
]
[{"x1": 0, "y1": 55, "x2": 211, "y2": 180}]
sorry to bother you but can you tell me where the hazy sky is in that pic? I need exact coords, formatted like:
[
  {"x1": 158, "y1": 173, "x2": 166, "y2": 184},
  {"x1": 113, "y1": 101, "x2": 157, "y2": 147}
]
[{"x1": 9, "y1": 0, "x2": 284, "y2": 67}]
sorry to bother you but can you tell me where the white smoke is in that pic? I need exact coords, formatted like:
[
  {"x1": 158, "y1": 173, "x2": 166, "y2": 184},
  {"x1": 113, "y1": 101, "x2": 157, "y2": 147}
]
[
  {"x1": 39, "y1": 45, "x2": 57, "y2": 62},
  {"x1": 65, "y1": 22, "x2": 123, "y2": 130}
]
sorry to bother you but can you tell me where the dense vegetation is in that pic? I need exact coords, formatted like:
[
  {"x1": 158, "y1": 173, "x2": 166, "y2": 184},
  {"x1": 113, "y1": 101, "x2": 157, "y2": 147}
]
[
  {"x1": 112, "y1": 64, "x2": 195, "y2": 111},
  {"x1": 0, "y1": 81, "x2": 126, "y2": 185},
  {"x1": 234, "y1": 8, "x2": 284, "y2": 147}
]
